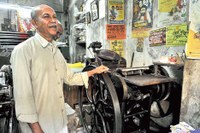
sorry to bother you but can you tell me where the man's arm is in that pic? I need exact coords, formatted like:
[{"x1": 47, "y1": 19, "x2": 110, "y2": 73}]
[
  {"x1": 29, "y1": 122, "x2": 44, "y2": 133},
  {"x1": 10, "y1": 45, "x2": 39, "y2": 130},
  {"x1": 87, "y1": 65, "x2": 109, "y2": 77}
]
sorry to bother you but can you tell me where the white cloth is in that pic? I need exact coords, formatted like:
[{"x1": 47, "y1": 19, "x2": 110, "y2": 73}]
[{"x1": 59, "y1": 126, "x2": 69, "y2": 133}]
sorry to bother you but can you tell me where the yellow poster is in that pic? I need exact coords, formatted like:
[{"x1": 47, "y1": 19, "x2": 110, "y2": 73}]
[
  {"x1": 108, "y1": 0, "x2": 124, "y2": 24},
  {"x1": 166, "y1": 24, "x2": 188, "y2": 47},
  {"x1": 159, "y1": 0, "x2": 178, "y2": 12},
  {"x1": 110, "y1": 40, "x2": 124, "y2": 57},
  {"x1": 132, "y1": 28, "x2": 150, "y2": 38},
  {"x1": 186, "y1": 1, "x2": 200, "y2": 58},
  {"x1": 186, "y1": 23, "x2": 200, "y2": 59}
]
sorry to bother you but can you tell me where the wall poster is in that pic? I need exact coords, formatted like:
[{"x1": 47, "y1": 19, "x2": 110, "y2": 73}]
[
  {"x1": 186, "y1": 23, "x2": 200, "y2": 59},
  {"x1": 149, "y1": 27, "x2": 166, "y2": 47},
  {"x1": 108, "y1": 0, "x2": 124, "y2": 24},
  {"x1": 186, "y1": 0, "x2": 200, "y2": 58},
  {"x1": 136, "y1": 38, "x2": 144, "y2": 52},
  {"x1": 157, "y1": 0, "x2": 188, "y2": 27},
  {"x1": 110, "y1": 40, "x2": 124, "y2": 57},
  {"x1": 166, "y1": 23, "x2": 188, "y2": 47},
  {"x1": 106, "y1": 24, "x2": 126, "y2": 40},
  {"x1": 132, "y1": 0, "x2": 153, "y2": 28},
  {"x1": 17, "y1": 8, "x2": 35, "y2": 33},
  {"x1": 132, "y1": 28, "x2": 150, "y2": 38}
]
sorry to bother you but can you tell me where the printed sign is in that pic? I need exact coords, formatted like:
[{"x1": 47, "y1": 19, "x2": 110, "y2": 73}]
[
  {"x1": 110, "y1": 40, "x2": 124, "y2": 57},
  {"x1": 166, "y1": 24, "x2": 188, "y2": 46},
  {"x1": 149, "y1": 27, "x2": 166, "y2": 47},
  {"x1": 106, "y1": 24, "x2": 126, "y2": 40},
  {"x1": 108, "y1": 0, "x2": 124, "y2": 24}
]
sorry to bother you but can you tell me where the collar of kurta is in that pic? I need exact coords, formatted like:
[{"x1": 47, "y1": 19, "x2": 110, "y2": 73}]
[{"x1": 35, "y1": 33, "x2": 57, "y2": 48}]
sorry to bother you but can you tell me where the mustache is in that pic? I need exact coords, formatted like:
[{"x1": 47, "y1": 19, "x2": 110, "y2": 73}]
[{"x1": 49, "y1": 25, "x2": 57, "y2": 28}]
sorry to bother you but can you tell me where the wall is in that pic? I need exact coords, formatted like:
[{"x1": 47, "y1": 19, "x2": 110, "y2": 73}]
[
  {"x1": 9, "y1": 0, "x2": 63, "y2": 12},
  {"x1": 180, "y1": 60, "x2": 200, "y2": 128},
  {"x1": 69, "y1": 0, "x2": 185, "y2": 68},
  {"x1": 67, "y1": 0, "x2": 77, "y2": 63},
  {"x1": 71, "y1": 0, "x2": 185, "y2": 79}
]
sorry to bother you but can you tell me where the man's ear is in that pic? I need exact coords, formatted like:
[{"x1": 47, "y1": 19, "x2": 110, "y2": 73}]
[{"x1": 31, "y1": 19, "x2": 38, "y2": 28}]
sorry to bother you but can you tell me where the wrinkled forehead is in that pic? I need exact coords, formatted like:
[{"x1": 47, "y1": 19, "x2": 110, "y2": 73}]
[
  {"x1": 34, "y1": 5, "x2": 56, "y2": 18},
  {"x1": 39, "y1": 6, "x2": 56, "y2": 15}
]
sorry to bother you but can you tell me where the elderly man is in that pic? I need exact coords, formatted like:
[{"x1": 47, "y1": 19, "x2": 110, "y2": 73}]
[{"x1": 10, "y1": 4, "x2": 108, "y2": 133}]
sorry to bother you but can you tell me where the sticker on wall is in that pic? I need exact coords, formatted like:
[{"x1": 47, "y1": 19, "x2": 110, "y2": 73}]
[
  {"x1": 136, "y1": 38, "x2": 144, "y2": 52},
  {"x1": 106, "y1": 24, "x2": 126, "y2": 40},
  {"x1": 149, "y1": 27, "x2": 166, "y2": 47},
  {"x1": 110, "y1": 40, "x2": 125, "y2": 57},
  {"x1": 132, "y1": 0, "x2": 153, "y2": 28},
  {"x1": 108, "y1": 0, "x2": 124, "y2": 24},
  {"x1": 166, "y1": 23, "x2": 188, "y2": 47}
]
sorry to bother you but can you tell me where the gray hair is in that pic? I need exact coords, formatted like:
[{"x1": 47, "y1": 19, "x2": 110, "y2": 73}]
[
  {"x1": 30, "y1": 5, "x2": 40, "y2": 20},
  {"x1": 30, "y1": 4, "x2": 53, "y2": 20}
]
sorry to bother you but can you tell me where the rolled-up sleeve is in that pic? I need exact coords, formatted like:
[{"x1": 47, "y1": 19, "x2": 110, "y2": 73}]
[
  {"x1": 63, "y1": 63, "x2": 89, "y2": 89},
  {"x1": 10, "y1": 45, "x2": 38, "y2": 123}
]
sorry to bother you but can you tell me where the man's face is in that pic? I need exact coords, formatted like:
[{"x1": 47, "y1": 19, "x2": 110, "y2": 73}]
[{"x1": 33, "y1": 6, "x2": 57, "y2": 39}]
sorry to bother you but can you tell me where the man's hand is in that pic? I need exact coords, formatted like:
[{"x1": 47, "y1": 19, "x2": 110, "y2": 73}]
[
  {"x1": 87, "y1": 65, "x2": 109, "y2": 77},
  {"x1": 94, "y1": 65, "x2": 109, "y2": 74}
]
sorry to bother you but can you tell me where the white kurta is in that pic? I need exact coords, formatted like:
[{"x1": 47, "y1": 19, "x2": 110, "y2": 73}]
[{"x1": 10, "y1": 33, "x2": 88, "y2": 133}]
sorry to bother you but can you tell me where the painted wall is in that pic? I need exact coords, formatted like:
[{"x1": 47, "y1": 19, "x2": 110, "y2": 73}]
[{"x1": 180, "y1": 60, "x2": 200, "y2": 128}]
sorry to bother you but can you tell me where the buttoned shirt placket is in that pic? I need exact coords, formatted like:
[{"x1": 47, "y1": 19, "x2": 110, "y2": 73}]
[{"x1": 50, "y1": 43, "x2": 66, "y2": 127}]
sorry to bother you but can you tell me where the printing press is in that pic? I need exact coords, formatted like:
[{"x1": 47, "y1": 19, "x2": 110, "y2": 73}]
[{"x1": 78, "y1": 42, "x2": 182, "y2": 133}]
